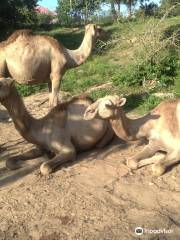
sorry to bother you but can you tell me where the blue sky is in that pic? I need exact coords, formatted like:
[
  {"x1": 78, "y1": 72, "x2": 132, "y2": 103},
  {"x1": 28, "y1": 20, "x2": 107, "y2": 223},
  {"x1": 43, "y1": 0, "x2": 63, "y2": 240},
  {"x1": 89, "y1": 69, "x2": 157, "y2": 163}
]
[
  {"x1": 38, "y1": 0, "x2": 160, "y2": 12},
  {"x1": 38, "y1": 0, "x2": 57, "y2": 10}
]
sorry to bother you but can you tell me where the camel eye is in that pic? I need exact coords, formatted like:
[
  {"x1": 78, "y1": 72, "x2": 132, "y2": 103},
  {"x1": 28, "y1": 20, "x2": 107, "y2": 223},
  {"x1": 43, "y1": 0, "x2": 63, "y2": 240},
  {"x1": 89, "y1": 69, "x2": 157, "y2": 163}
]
[{"x1": 87, "y1": 109, "x2": 95, "y2": 113}]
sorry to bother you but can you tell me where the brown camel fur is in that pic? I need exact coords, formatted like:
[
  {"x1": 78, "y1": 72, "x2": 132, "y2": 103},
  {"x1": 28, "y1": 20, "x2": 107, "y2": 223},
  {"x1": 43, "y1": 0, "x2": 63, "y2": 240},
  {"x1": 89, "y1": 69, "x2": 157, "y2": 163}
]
[
  {"x1": 0, "y1": 24, "x2": 102, "y2": 107},
  {"x1": 0, "y1": 78, "x2": 113, "y2": 175},
  {"x1": 84, "y1": 95, "x2": 180, "y2": 176}
]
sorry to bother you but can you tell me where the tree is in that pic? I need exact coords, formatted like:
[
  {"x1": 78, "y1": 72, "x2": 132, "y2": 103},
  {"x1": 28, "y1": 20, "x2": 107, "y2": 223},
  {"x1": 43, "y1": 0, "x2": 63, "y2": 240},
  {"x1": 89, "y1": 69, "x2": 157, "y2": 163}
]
[
  {"x1": 123, "y1": 0, "x2": 137, "y2": 18},
  {"x1": 110, "y1": 0, "x2": 117, "y2": 19},
  {"x1": 57, "y1": 0, "x2": 103, "y2": 25},
  {"x1": 160, "y1": 0, "x2": 180, "y2": 16},
  {"x1": 139, "y1": 0, "x2": 158, "y2": 17},
  {"x1": 57, "y1": 0, "x2": 71, "y2": 25},
  {"x1": 104, "y1": 0, "x2": 123, "y2": 19},
  {"x1": 0, "y1": 0, "x2": 38, "y2": 37}
]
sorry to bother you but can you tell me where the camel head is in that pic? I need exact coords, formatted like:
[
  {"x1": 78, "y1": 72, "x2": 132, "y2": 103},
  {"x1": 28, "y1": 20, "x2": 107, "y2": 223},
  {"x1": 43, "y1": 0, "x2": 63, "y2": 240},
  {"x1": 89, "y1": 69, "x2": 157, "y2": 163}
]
[
  {"x1": 84, "y1": 95, "x2": 126, "y2": 120},
  {"x1": 0, "y1": 78, "x2": 14, "y2": 100},
  {"x1": 85, "y1": 24, "x2": 102, "y2": 39}
]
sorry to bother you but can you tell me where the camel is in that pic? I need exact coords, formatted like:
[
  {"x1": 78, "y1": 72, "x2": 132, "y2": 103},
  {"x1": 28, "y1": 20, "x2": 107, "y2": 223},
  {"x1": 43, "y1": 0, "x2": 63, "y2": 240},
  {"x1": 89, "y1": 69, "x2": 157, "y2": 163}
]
[
  {"x1": 0, "y1": 77, "x2": 114, "y2": 175},
  {"x1": 84, "y1": 95, "x2": 180, "y2": 176},
  {"x1": 0, "y1": 24, "x2": 102, "y2": 107}
]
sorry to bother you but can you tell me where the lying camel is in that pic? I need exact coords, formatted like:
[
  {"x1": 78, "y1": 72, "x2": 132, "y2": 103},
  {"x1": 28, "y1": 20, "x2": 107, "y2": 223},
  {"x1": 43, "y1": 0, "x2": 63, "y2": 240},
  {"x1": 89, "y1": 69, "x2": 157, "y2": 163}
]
[
  {"x1": 0, "y1": 78, "x2": 113, "y2": 175},
  {"x1": 0, "y1": 24, "x2": 101, "y2": 107},
  {"x1": 84, "y1": 95, "x2": 180, "y2": 176}
]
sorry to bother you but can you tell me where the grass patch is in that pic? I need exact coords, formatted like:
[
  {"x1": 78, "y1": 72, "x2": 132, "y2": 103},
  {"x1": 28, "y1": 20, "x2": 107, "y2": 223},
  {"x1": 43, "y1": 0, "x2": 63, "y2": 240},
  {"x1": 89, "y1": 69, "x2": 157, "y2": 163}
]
[
  {"x1": 61, "y1": 56, "x2": 116, "y2": 94},
  {"x1": 128, "y1": 95, "x2": 163, "y2": 114},
  {"x1": 16, "y1": 83, "x2": 47, "y2": 97},
  {"x1": 89, "y1": 89, "x2": 113, "y2": 100}
]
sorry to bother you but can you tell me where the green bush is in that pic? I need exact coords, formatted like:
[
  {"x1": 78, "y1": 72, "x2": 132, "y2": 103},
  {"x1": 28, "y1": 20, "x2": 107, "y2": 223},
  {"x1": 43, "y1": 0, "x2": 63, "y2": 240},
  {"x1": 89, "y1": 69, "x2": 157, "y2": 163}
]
[
  {"x1": 37, "y1": 13, "x2": 53, "y2": 26},
  {"x1": 16, "y1": 83, "x2": 47, "y2": 97},
  {"x1": 112, "y1": 65, "x2": 142, "y2": 86},
  {"x1": 112, "y1": 50, "x2": 178, "y2": 88}
]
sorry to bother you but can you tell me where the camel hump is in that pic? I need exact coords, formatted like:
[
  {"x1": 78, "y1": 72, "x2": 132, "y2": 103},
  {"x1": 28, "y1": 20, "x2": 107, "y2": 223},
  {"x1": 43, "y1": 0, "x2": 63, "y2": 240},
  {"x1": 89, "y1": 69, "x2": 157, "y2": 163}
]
[
  {"x1": 48, "y1": 95, "x2": 94, "y2": 115},
  {"x1": 7, "y1": 29, "x2": 34, "y2": 44}
]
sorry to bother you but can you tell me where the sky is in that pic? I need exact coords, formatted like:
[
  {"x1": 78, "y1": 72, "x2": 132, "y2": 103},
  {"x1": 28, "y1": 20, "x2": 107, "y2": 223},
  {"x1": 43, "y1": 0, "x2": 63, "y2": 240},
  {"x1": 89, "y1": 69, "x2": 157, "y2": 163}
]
[
  {"x1": 38, "y1": 0, "x2": 58, "y2": 11},
  {"x1": 38, "y1": 0, "x2": 161, "y2": 12}
]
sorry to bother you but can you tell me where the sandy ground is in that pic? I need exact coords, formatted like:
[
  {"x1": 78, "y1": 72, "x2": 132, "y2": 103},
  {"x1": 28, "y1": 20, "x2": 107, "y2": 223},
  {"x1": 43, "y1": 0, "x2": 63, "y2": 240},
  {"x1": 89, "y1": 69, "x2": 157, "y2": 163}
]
[{"x1": 0, "y1": 92, "x2": 180, "y2": 240}]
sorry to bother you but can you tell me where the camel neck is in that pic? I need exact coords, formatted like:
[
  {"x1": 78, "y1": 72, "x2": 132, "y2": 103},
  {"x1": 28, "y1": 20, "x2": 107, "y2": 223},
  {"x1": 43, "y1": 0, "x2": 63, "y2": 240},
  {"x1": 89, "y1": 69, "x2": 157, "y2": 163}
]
[
  {"x1": 110, "y1": 109, "x2": 135, "y2": 141},
  {"x1": 66, "y1": 31, "x2": 95, "y2": 68},
  {"x1": 1, "y1": 88, "x2": 40, "y2": 144},
  {"x1": 110, "y1": 109, "x2": 151, "y2": 141}
]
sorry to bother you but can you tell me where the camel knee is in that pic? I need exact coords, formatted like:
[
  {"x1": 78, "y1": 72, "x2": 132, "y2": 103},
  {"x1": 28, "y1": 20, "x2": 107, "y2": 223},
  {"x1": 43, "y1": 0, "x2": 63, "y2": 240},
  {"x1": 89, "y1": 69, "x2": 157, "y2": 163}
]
[
  {"x1": 126, "y1": 158, "x2": 138, "y2": 170},
  {"x1": 152, "y1": 163, "x2": 166, "y2": 176},
  {"x1": 152, "y1": 151, "x2": 180, "y2": 176}
]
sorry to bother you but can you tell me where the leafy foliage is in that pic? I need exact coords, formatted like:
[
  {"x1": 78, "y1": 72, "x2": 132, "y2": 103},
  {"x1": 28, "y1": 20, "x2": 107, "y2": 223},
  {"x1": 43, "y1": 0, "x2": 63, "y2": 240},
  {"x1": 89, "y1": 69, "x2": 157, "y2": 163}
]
[
  {"x1": 112, "y1": 46, "x2": 179, "y2": 87},
  {"x1": 57, "y1": 0, "x2": 103, "y2": 26},
  {"x1": 37, "y1": 13, "x2": 54, "y2": 27},
  {"x1": 16, "y1": 83, "x2": 47, "y2": 97},
  {"x1": 0, "y1": 0, "x2": 38, "y2": 38},
  {"x1": 160, "y1": 0, "x2": 180, "y2": 17},
  {"x1": 136, "y1": 0, "x2": 159, "y2": 18}
]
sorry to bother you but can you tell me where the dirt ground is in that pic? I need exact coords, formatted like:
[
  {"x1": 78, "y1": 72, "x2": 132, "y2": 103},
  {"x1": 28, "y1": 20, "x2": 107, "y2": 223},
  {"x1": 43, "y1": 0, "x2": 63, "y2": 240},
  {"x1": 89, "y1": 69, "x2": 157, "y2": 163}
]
[{"x1": 0, "y1": 92, "x2": 180, "y2": 240}]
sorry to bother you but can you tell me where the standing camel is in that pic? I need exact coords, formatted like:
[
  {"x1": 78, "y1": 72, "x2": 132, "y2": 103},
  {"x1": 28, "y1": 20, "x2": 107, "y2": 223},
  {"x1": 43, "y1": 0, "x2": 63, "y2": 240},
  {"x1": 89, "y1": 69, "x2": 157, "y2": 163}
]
[
  {"x1": 0, "y1": 24, "x2": 102, "y2": 107},
  {"x1": 0, "y1": 78, "x2": 113, "y2": 175},
  {"x1": 84, "y1": 95, "x2": 180, "y2": 176}
]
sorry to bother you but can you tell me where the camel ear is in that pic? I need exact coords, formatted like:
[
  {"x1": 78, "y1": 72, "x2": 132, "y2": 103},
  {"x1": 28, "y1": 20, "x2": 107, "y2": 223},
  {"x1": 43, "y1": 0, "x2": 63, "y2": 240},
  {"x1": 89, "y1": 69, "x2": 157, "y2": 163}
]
[
  {"x1": 84, "y1": 107, "x2": 98, "y2": 120},
  {"x1": 117, "y1": 98, "x2": 126, "y2": 107}
]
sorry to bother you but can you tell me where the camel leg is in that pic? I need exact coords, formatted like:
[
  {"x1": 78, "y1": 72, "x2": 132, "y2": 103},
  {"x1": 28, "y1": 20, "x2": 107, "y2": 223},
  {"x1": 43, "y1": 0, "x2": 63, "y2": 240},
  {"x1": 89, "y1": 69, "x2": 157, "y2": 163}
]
[
  {"x1": 51, "y1": 77, "x2": 60, "y2": 107},
  {"x1": 6, "y1": 148, "x2": 44, "y2": 170},
  {"x1": 152, "y1": 151, "x2": 180, "y2": 176},
  {"x1": 127, "y1": 141, "x2": 159, "y2": 169},
  {"x1": 40, "y1": 145, "x2": 76, "y2": 175},
  {"x1": 49, "y1": 72, "x2": 62, "y2": 107},
  {"x1": 137, "y1": 153, "x2": 166, "y2": 168}
]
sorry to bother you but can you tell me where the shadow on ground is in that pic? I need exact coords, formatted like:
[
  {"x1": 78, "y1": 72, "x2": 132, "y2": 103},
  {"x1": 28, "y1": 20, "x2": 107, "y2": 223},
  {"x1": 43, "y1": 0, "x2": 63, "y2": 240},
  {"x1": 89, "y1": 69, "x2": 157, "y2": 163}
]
[{"x1": 0, "y1": 137, "x2": 129, "y2": 188}]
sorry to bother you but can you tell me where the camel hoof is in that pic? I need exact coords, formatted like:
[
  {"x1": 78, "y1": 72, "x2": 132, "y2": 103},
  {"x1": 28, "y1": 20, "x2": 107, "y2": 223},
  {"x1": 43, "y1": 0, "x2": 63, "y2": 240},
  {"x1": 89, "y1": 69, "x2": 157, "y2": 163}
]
[
  {"x1": 40, "y1": 163, "x2": 53, "y2": 175},
  {"x1": 126, "y1": 159, "x2": 138, "y2": 169},
  {"x1": 152, "y1": 164, "x2": 166, "y2": 176}
]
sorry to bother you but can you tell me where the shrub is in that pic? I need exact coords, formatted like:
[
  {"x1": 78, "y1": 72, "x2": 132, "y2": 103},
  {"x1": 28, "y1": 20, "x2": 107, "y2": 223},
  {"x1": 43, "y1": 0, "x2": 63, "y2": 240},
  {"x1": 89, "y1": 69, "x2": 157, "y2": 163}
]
[
  {"x1": 112, "y1": 49, "x2": 178, "y2": 88},
  {"x1": 37, "y1": 13, "x2": 53, "y2": 26},
  {"x1": 16, "y1": 84, "x2": 47, "y2": 97}
]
